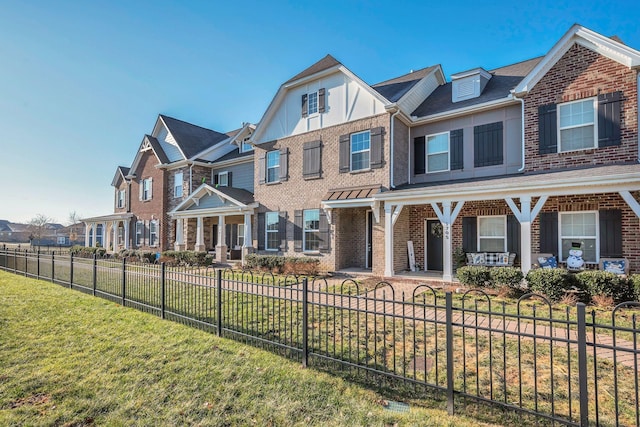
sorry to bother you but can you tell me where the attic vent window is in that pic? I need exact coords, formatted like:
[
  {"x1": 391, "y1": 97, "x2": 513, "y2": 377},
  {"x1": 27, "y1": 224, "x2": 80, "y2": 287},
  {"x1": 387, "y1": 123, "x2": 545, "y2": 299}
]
[{"x1": 451, "y1": 68, "x2": 492, "y2": 103}]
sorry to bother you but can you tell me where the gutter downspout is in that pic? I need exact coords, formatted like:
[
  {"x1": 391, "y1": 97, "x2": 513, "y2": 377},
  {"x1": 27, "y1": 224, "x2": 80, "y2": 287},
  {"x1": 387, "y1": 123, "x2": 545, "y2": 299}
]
[
  {"x1": 188, "y1": 162, "x2": 194, "y2": 195},
  {"x1": 637, "y1": 71, "x2": 640, "y2": 163},
  {"x1": 514, "y1": 93, "x2": 526, "y2": 172},
  {"x1": 389, "y1": 107, "x2": 401, "y2": 188},
  {"x1": 408, "y1": 126, "x2": 411, "y2": 185}
]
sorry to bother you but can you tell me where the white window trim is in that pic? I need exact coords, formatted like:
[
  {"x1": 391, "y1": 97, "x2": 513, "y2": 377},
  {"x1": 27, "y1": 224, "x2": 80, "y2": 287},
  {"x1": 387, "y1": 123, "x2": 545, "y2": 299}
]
[
  {"x1": 117, "y1": 190, "x2": 125, "y2": 208},
  {"x1": 135, "y1": 221, "x2": 144, "y2": 246},
  {"x1": 218, "y1": 171, "x2": 229, "y2": 187},
  {"x1": 558, "y1": 211, "x2": 599, "y2": 263},
  {"x1": 142, "y1": 178, "x2": 152, "y2": 201},
  {"x1": 266, "y1": 150, "x2": 280, "y2": 184},
  {"x1": 240, "y1": 139, "x2": 254, "y2": 153},
  {"x1": 303, "y1": 209, "x2": 320, "y2": 253},
  {"x1": 557, "y1": 97, "x2": 598, "y2": 153},
  {"x1": 350, "y1": 130, "x2": 371, "y2": 172},
  {"x1": 237, "y1": 224, "x2": 245, "y2": 248},
  {"x1": 149, "y1": 220, "x2": 158, "y2": 247},
  {"x1": 174, "y1": 172, "x2": 183, "y2": 198},
  {"x1": 425, "y1": 131, "x2": 450, "y2": 173},
  {"x1": 477, "y1": 215, "x2": 507, "y2": 252},
  {"x1": 265, "y1": 212, "x2": 279, "y2": 251},
  {"x1": 307, "y1": 91, "x2": 319, "y2": 116}
]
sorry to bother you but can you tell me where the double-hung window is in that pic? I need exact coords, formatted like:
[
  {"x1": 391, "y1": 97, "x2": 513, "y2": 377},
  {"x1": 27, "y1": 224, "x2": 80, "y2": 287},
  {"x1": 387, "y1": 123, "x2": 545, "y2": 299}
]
[
  {"x1": 303, "y1": 209, "x2": 320, "y2": 252},
  {"x1": 560, "y1": 212, "x2": 597, "y2": 263},
  {"x1": 142, "y1": 178, "x2": 152, "y2": 201},
  {"x1": 426, "y1": 132, "x2": 449, "y2": 173},
  {"x1": 307, "y1": 91, "x2": 318, "y2": 115},
  {"x1": 266, "y1": 150, "x2": 280, "y2": 183},
  {"x1": 218, "y1": 171, "x2": 229, "y2": 187},
  {"x1": 559, "y1": 98, "x2": 596, "y2": 152},
  {"x1": 265, "y1": 212, "x2": 279, "y2": 251},
  {"x1": 174, "y1": 172, "x2": 183, "y2": 197},
  {"x1": 478, "y1": 216, "x2": 506, "y2": 252},
  {"x1": 149, "y1": 220, "x2": 158, "y2": 247},
  {"x1": 96, "y1": 224, "x2": 103, "y2": 247},
  {"x1": 136, "y1": 221, "x2": 144, "y2": 246},
  {"x1": 117, "y1": 190, "x2": 125, "y2": 208},
  {"x1": 350, "y1": 131, "x2": 370, "y2": 171}
]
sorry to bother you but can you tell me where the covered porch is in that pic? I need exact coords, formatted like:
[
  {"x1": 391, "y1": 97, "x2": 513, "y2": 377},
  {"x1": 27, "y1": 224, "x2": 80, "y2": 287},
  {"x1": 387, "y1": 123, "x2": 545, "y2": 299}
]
[
  {"x1": 378, "y1": 164, "x2": 640, "y2": 281},
  {"x1": 81, "y1": 213, "x2": 134, "y2": 252}
]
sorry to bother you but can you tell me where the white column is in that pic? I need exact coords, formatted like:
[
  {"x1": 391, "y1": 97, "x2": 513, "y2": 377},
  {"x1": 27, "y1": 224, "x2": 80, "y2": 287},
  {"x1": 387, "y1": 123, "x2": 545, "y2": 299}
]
[
  {"x1": 174, "y1": 218, "x2": 185, "y2": 251},
  {"x1": 84, "y1": 223, "x2": 90, "y2": 246},
  {"x1": 384, "y1": 204, "x2": 394, "y2": 277},
  {"x1": 112, "y1": 221, "x2": 118, "y2": 252},
  {"x1": 216, "y1": 215, "x2": 227, "y2": 262},
  {"x1": 242, "y1": 212, "x2": 252, "y2": 266},
  {"x1": 431, "y1": 201, "x2": 465, "y2": 282},
  {"x1": 506, "y1": 195, "x2": 547, "y2": 275},
  {"x1": 124, "y1": 220, "x2": 130, "y2": 249},
  {"x1": 195, "y1": 217, "x2": 205, "y2": 252},
  {"x1": 92, "y1": 224, "x2": 97, "y2": 247}
]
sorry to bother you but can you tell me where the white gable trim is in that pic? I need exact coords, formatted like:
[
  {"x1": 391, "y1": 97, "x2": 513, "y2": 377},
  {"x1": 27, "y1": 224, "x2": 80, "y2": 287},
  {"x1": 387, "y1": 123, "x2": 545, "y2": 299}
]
[
  {"x1": 169, "y1": 184, "x2": 255, "y2": 216},
  {"x1": 128, "y1": 135, "x2": 166, "y2": 177},
  {"x1": 395, "y1": 66, "x2": 446, "y2": 116},
  {"x1": 514, "y1": 25, "x2": 640, "y2": 96},
  {"x1": 111, "y1": 168, "x2": 128, "y2": 187},
  {"x1": 156, "y1": 116, "x2": 187, "y2": 160}
]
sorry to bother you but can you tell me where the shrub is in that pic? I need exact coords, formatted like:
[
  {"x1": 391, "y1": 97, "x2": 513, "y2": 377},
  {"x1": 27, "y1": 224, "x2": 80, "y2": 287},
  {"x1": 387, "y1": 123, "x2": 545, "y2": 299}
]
[
  {"x1": 525, "y1": 268, "x2": 576, "y2": 302},
  {"x1": 490, "y1": 267, "x2": 524, "y2": 297},
  {"x1": 575, "y1": 270, "x2": 634, "y2": 303},
  {"x1": 628, "y1": 274, "x2": 640, "y2": 301},
  {"x1": 245, "y1": 254, "x2": 320, "y2": 275},
  {"x1": 456, "y1": 266, "x2": 490, "y2": 288},
  {"x1": 69, "y1": 246, "x2": 107, "y2": 258},
  {"x1": 161, "y1": 250, "x2": 212, "y2": 266},
  {"x1": 283, "y1": 257, "x2": 320, "y2": 276}
]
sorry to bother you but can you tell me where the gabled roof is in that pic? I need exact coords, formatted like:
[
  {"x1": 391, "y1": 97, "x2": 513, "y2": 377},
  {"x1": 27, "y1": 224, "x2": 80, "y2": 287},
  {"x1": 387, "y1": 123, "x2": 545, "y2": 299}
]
[
  {"x1": 514, "y1": 24, "x2": 640, "y2": 96},
  {"x1": 159, "y1": 115, "x2": 230, "y2": 159},
  {"x1": 128, "y1": 135, "x2": 170, "y2": 177},
  {"x1": 372, "y1": 65, "x2": 438, "y2": 102},
  {"x1": 212, "y1": 148, "x2": 254, "y2": 164},
  {"x1": 111, "y1": 166, "x2": 130, "y2": 187},
  {"x1": 284, "y1": 54, "x2": 341, "y2": 85},
  {"x1": 0, "y1": 220, "x2": 11, "y2": 232},
  {"x1": 412, "y1": 57, "x2": 542, "y2": 118},
  {"x1": 169, "y1": 184, "x2": 256, "y2": 217}
]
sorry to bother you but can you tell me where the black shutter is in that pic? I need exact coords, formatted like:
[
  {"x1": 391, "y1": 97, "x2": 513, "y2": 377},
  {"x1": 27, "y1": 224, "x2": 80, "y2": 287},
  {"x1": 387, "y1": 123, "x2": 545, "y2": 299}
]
[
  {"x1": 278, "y1": 211, "x2": 287, "y2": 251},
  {"x1": 339, "y1": 134, "x2": 350, "y2": 173},
  {"x1": 450, "y1": 129, "x2": 464, "y2": 170},
  {"x1": 279, "y1": 148, "x2": 289, "y2": 181},
  {"x1": 538, "y1": 104, "x2": 558, "y2": 154},
  {"x1": 319, "y1": 209, "x2": 330, "y2": 253},
  {"x1": 474, "y1": 122, "x2": 503, "y2": 167},
  {"x1": 213, "y1": 174, "x2": 219, "y2": 186},
  {"x1": 598, "y1": 91, "x2": 622, "y2": 147},
  {"x1": 370, "y1": 127, "x2": 384, "y2": 169},
  {"x1": 301, "y1": 94, "x2": 308, "y2": 118},
  {"x1": 227, "y1": 172, "x2": 232, "y2": 187},
  {"x1": 599, "y1": 209, "x2": 623, "y2": 257},
  {"x1": 539, "y1": 212, "x2": 558, "y2": 255},
  {"x1": 257, "y1": 213, "x2": 265, "y2": 250},
  {"x1": 294, "y1": 210, "x2": 303, "y2": 252},
  {"x1": 303, "y1": 140, "x2": 322, "y2": 179},
  {"x1": 414, "y1": 136, "x2": 425, "y2": 175},
  {"x1": 462, "y1": 217, "x2": 477, "y2": 253},
  {"x1": 258, "y1": 153, "x2": 266, "y2": 185},
  {"x1": 318, "y1": 88, "x2": 326, "y2": 113},
  {"x1": 507, "y1": 215, "x2": 521, "y2": 255}
]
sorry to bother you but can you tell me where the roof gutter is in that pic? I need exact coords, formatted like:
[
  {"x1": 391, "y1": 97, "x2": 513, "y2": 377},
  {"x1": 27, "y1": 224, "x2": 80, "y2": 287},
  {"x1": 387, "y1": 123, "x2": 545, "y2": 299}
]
[
  {"x1": 410, "y1": 97, "x2": 516, "y2": 125},
  {"x1": 512, "y1": 93, "x2": 526, "y2": 172}
]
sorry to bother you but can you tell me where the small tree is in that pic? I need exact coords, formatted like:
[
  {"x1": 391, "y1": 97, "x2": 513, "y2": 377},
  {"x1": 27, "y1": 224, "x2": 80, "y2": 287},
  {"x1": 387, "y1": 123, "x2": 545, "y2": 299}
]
[
  {"x1": 67, "y1": 211, "x2": 83, "y2": 243},
  {"x1": 28, "y1": 214, "x2": 54, "y2": 247}
]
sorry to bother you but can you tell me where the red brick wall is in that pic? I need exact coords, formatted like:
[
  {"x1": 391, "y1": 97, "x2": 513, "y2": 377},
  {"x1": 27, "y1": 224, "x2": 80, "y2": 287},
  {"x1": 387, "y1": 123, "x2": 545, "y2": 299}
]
[{"x1": 524, "y1": 43, "x2": 638, "y2": 171}]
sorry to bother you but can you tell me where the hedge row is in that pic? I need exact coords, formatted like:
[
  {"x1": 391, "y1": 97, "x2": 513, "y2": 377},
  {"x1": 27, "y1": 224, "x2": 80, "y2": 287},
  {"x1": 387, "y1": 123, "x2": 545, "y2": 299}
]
[{"x1": 244, "y1": 254, "x2": 320, "y2": 275}]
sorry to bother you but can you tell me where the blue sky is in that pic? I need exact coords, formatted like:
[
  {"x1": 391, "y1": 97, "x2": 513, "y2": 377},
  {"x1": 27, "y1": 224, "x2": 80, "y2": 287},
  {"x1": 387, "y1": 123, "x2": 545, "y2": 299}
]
[{"x1": 1, "y1": 0, "x2": 639, "y2": 224}]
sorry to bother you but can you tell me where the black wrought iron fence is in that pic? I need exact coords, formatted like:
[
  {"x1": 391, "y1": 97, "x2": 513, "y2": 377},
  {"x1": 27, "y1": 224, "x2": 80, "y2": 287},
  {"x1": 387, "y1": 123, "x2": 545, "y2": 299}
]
[{"x1": 1, "y1": 248, "x2": 639, "y2": 426}]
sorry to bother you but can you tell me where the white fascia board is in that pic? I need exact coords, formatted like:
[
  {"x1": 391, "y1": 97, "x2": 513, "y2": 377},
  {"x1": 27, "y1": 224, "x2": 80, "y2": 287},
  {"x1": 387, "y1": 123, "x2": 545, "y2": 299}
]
[
  {"x1": 110, "y1": 168, "x2": 127, "y2": 187},
  {"x1": 338, "y1": 66, "x2": 392, "y2": 106},
  {"x1": 410, "y1": 96, "x2": 516, "y2": 124},
  {"x1": 395, "y1": 66, "x2": 444, "y2": 114},
  {"x1": 157, "y1": 115, "x2": 187, "y2": 160},
  {"x1": 321, "y1": 198, "x2": 376, "y2": 209},
  {"x1": 375, "y1": 173, "x2": 640, "y2": 205},
  {"x1": 170, "y1": 183, "x2": 250, "y2": 215},
  {"x1": 514, "y1": 25, "x2": 640, "y2": 96},
  {"x1": 210, "y1": 154, "x2": 253, "y2": 169},
  {"x1": 81, "y1": 213, "x2": 134, "y2": 223},
  {"x1": 451, "y1": 67, "x2": 492, "y2": 80},
  {"x1": 170, "y1": 206, "x2": 255, "y2": 218},
  {"x1": 228, "y1": 123, "x2": 256, "y2": 147},
  {"x1": 189, "y1": 136, "x2": 233, "y2": 161}
]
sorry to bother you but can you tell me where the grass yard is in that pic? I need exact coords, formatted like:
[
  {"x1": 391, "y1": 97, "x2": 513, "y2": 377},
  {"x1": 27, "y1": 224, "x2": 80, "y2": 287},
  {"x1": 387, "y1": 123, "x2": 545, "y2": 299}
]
[{"x1": 0, "y1": 271, "x2": 492, "y2": 427}]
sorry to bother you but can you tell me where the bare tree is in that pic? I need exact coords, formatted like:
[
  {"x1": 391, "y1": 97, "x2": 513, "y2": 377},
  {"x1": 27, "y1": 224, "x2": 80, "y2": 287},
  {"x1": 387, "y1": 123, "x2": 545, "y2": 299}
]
[
  {"x1": 28, "y1": 214, "x2": 53, "y2": 247},
  {"x1": 68, "y1": 211, "x2": 82, "y2": 226},
  {"x1": 67, "y1": 211, "x2": 83, "y2": 243}
]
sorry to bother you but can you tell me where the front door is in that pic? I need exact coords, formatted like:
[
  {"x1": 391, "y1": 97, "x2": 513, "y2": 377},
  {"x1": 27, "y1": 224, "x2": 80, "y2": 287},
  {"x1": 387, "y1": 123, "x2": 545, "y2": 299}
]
[
  {"x1": 366, "y1": 211, "x2": 373, "y2": 269},
  {"x1": 426, "y1": 219, "x2": 443, "y2": 271}
]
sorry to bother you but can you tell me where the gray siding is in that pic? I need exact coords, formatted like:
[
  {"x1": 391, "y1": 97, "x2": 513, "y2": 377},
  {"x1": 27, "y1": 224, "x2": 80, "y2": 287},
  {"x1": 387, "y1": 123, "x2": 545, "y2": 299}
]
[
  {"x1": 411, "y1": 104, "x2": 522, "y2": 183},
  {"x1": 212, "y1": 161, "x2": 254, "y2": 193}
]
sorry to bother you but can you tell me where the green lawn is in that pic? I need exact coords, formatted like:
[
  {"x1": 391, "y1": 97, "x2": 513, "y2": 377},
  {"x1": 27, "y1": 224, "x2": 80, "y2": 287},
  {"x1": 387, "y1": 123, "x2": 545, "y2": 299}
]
[{"x1": 0, "y1": 271, "x2": 493, "y2": 426}]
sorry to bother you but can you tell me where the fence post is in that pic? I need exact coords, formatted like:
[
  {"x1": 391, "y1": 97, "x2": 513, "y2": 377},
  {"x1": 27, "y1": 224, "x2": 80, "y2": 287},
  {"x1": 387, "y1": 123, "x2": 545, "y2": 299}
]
[
  {"x1": 37, "y1": 250, "x2": 40, "y2": 279},
  {"x1": 160, "y1": 262, "x2": 166, "y2": 319},
  {"x1": 577, "y1": 302, "x2": 589, "y2": 426},
  {"x1": 51, "y1": 252, "x2": 55, "y2": 283},
  {"x1": 446, "y1": 292, "x2": 455, "y2": 415},
  {"x1": 23, "y1": 250, "x2": 27, "y2": 276},
  {"x1": 122, "y1": 258, "x2": 126, "y2": 307},
  {"x1": 216, "y1": 269, "x2": 222, "y2": 337},
  {"x1": 92, "y1": 254, "x2": 97, "y2": 296},
  {"x1": 70, "y1": 253, "x2": 74, "y2": 288},
  {"x1": 14, "y1": 248, "x2": 17, "y2": 273},
  {"x1": 302, "y1": 277, "x2": 309, "y2": 368}
]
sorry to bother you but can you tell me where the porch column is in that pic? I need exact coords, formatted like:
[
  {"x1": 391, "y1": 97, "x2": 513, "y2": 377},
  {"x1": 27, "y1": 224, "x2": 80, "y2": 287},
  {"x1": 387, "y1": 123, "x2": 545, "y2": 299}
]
[
  {"x1": 84, "y1": 223, "x2": 90, "y2": 246},
  {"x1": 92, "y1": 224, "x2": 97, "y2": 247},
  {"x1": 431, "y1": 201, "x2": 465, "y2": 282},
  {"x1": 112, "y1": 221, "x2": 118, "y2": 252},
  {"x1": 194, "y1": 217, "x2": 205, "y2": 252},
  {"x1": 174, "y1": 218, "x2": 186, "y2": 251},
  {"x1": 384, "y1": 204, "x2": 394, "y2": 277},
  {"x1": 506, "y1": 195, "x2": 547, "y2": 275},
  {"x1": 216, "y1": 215, "x2": 227, "y2": 262},
  {"x1": 242, "y1": 212, "x2": 252, "y2": 266},
  {"x1": 124, "y1": 220, "x2": 130, "y2": 249}
]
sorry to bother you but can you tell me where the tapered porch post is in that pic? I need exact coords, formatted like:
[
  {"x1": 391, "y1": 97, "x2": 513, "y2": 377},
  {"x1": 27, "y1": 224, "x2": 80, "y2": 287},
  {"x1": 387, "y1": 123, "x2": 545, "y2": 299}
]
[
  {"x1": 174, "y1": 218, "x2": 185, "y2": 251},
  {"x1": 216, "y1": 215, "x2": 227, "y2": 262},
  {"x1": 431, "y1": 201, "x2": 464, "y2": 282},
  {"x1": 506, "y1": 196, "x2": 547, "y2": 275},
  {"x1": 195, "y1": 217, "x2": 205, "y2": 252}
]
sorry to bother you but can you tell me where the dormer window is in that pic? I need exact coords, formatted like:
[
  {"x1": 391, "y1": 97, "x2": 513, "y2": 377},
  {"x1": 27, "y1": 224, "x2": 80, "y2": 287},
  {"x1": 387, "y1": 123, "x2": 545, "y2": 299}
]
[{"x1": 451, "y1": 68, "x2": 492, "y2": 102}]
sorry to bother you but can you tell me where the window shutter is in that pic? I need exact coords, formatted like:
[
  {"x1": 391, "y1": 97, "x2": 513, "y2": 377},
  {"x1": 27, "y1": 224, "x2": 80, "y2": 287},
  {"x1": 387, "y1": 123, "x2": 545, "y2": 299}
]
[
  {"x1": 370, "y1": 127, "x2": 384, "y2": 169},
  {"x1": 450, "y1": 129, "x2": 464, "y2": 170},
  {"x1": 114, "y1": 190, "x2": 118, "y2": 209},
  {"x1": 474, "y1": 122, "x2": 503, "y2": 167},
  {"x1": 257, "y1": 213, "x2": 265, "y2": 250},
  {"x1": 303, "y1": 140, "x2": 322, "y2": 179},
  {"x1": 539, "y1": 212, "x2": 558, "y2": 255},
  {"x1": 227, "y1": 171, "x2": 233, "y2": 187},
  {"x1": 318, "y1": 88, "x2": 326, "y2": 113},
  {"x1": 462, "y1": 217, "x2": 477, "y2": 253},
  {"x1": 145, "y1": 221, "x2": 150, "y2": 246},
  {"x1": 214, "y1": 174, "x2": 219, "y2": 186},
  {"x1": 414, "y1": 136, "x2": 425, "y2": 175},
  {"x1": 139, "y1": 181, "x2": 143, "y2": 201},
  {"x1": 148, "y1": 177, "x2": 153, "y2": 199},
  {"x1": 258, "y1": 153, "x2": 266, "y2": 185},
  {"x1": 538, "y1": 104, "x2": 558, "y2": 154},
  {"x1": 599, "y1": 209, "x2": 623, "y2": 257},
  {"x1": 294, "y1": 210, "x2": 303, "y2": 252},
  {"x1": 301, "y1": 94, "x2": 308, "y2": 118},
  {"x1": 507, "y1": 215, "x2": 520, "y2": 255},
  {"x1": 339, "y1": 134, "x2": 350, "y2": 173},
  {"x1": 598, "y1": 91, "x2": 622, "y2": 147},
  {"x1": 124, "y1": 189, "x2": 127, "y2": 210},
  {"x1": 279, "y1": 148, "x2": 289, "y2": 181},
  {"x1": 278, "y1": 211, "x2": 287, "y2": 251},
  {"x1": 319, "y1": 209, "x2": 330, "y2": 253}
]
